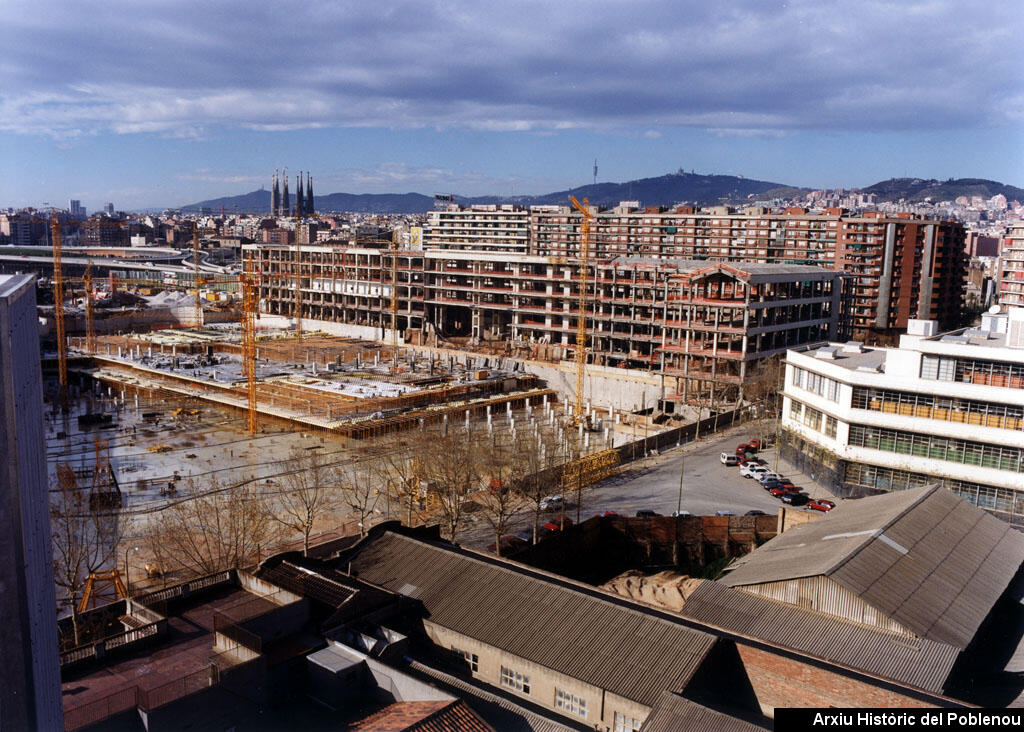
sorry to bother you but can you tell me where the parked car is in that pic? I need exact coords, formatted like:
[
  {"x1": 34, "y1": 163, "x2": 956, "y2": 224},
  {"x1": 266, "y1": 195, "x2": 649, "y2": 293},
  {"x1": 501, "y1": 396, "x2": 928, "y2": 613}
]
[
  {"x1": 769, "y1": 486, "x2": 798, "y2": 497},
  {"x1": 715, "y1": 510, "x2": 735, "y2": 516},
  {"x1": 740, "y1": 463, "x2": 766, "y2": 479},
  {"x1": 760, "y1": 479, "x2": 785, "y2": 491},
  {"x1": 635, "y1": 509, "x2": 660, "y2": 518},
  {"x1": 744, "y1": 510, "x2": 768, "y2": 516},
  {"x1": 487, "y1": 535, "x2": 528, "y2": 554},
  {"x1": 736, "y1": 443, "x2": 752, "y2": 455},
  {"x1": 539, "y1": 495, "x2": 563, "y2": 511},
  {"x1": 756, "y1": 471, "x2": 782, "y2": 484},
  {"x1": 807, "y1": 499, "x2": 836, "y2": 512},
  {"x1": 542, "y1": 516, "x2": 574, "y2": 532},
  {"x1": 781, "y1": 492, "x2": 810, "y2": 506},
  {"x1": 672, "y1": 510, "x2": 692, "y2": 517},
  {"x1": 720, "y1": 453, "x2": 740, "y2": 466}
]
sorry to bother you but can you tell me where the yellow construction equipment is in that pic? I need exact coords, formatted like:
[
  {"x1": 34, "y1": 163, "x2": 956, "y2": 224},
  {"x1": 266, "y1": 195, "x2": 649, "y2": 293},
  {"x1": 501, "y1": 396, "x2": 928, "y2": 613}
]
[
  {"x1": 568, "y1": 196, "x2": 592, "y2": 425},
  {"x1": 391, "y1": 249, "x2": 399, "y2": 368},
  {"x1": 241, "y1": 254, "x2": 259, "y2": 434},
  {"x1": 192, "y1": 224, "x2": 203, "y2": 327},
  {"x1": 49, "y1": 211, "x2": 69, "y2": 409},
  {"x1": 79, "y1": 569, "x2": 127, "y2": 613},
  {"x1": 83, "y1": 263, "x2": 96, "y2": 355}
]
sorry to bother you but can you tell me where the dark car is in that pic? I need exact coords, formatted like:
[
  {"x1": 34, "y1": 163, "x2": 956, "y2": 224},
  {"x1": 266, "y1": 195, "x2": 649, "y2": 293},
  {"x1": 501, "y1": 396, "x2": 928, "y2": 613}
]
[
  {"x1": 780, "y1": 492, "x2": 810, "y2": 506},
  {"x1": 744, "y1": 510, "x2": 768, "y2": 516},
  {"x1": 761, "y1": 479, "x2": 785, "y2": 491},
  {"x1": 487, "y1": 535, "x2": 528, "y2": 554},
  {"x1": 635, "y1": 509, "x2": 660, "y2": 518}
]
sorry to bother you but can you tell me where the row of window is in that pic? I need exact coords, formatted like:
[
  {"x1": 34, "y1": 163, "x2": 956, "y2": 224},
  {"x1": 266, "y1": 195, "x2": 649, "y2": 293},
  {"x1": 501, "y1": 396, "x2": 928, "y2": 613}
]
[
  {"x1": 921, "y1": 354, "x2": 1024, "y2": 387},
  {"x1": 848, "y1": 425, "x2": 1024, "y2": 473},
  {"x1": 851, "y1": 387, "x2": 1024, "y2": 431},
  {"x1": 788, "y1": 400, "x2": 838, "y2": 439},
  {"x1": 791, "y1": 366, "x2": 841, "y2": 402},
  {"x1": 844, "y1": 464, "x2": 1024, "y2": 517}
]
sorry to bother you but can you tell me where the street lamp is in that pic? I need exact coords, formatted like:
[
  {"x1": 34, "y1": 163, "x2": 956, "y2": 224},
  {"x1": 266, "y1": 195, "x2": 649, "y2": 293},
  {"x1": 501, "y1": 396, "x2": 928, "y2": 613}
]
[{"x1": 124, "y1": 545, "x2": 140, "y2": 595}]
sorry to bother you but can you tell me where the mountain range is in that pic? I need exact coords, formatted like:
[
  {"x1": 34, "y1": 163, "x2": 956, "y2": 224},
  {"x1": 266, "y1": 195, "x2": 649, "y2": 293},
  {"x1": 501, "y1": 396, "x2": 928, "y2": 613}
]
[{"x1": 177, "y1": 173, "x2": 1022, "y2": 215}]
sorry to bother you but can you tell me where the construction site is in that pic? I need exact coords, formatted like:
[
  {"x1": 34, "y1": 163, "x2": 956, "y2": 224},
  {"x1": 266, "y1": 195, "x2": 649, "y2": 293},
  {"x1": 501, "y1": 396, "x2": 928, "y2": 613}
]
[{"x1": 35, "y1": 207, "x2": 785, "y2": 608}]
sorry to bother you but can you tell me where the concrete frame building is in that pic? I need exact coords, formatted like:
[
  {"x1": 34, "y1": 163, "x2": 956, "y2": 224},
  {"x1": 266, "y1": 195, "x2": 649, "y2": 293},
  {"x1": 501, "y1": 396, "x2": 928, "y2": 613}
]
[
  {"x1": 0, "y1": 274, "x2": 63, "y2": 730},
  {"x1": 780, "y1": 308, "x2": 1024, "y2": 525},
  {"x1": 250, "y1": 244, "x2": 845, "y2": 408}
]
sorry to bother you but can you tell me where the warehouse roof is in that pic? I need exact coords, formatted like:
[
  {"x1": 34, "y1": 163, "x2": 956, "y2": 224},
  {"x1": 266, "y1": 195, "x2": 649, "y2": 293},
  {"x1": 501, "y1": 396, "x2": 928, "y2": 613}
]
[
  {"x1": 679, "y1": 580, "x2": 960, "y2": 693},
  {"x1": 720, "y1": 485, "x2": 1024, "y2": 649},
  {"x1": 347, "y1": 532, "x2": 718, "y2": 707}
]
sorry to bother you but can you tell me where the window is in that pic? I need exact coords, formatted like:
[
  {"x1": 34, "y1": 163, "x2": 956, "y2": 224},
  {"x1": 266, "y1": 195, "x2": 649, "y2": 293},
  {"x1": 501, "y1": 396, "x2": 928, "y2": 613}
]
[
  {"x1": 555, "y1": 689, "x2": 587, "y2": 719},
  {"x1": 500, "y1": 666, "x2": 530, "y2": 695},
  {"x1": 452, "y1": 647, "x2": 478, "y2": 672},
  {"x1": 614, "y1": 712, "x2": 643, "y2": 731}
]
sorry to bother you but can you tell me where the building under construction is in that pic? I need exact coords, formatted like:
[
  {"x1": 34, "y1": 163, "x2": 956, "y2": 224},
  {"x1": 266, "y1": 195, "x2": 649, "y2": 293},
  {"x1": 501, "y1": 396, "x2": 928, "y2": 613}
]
[{"x1": 249, "y1": 244, "x2": 846, "y2": 408}]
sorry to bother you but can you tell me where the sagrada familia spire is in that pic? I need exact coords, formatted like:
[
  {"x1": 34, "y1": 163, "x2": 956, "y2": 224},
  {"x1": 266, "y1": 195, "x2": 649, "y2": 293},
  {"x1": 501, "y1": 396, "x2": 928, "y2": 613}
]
[{"x1": 269, "y1": 169, "x2": 315, "y2": 216}]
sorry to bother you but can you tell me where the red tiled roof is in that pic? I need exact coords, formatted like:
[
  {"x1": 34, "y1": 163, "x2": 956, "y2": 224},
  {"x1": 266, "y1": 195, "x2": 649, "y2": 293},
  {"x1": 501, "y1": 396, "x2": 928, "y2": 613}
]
[{"x1": 349, "y1": 700, "x2": 493, "y2": 732}]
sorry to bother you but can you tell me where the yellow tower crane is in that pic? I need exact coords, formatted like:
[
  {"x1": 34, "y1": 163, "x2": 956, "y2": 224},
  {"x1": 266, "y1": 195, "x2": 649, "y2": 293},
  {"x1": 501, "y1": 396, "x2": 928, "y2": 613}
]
[
  {"x1": 49, "y1": 211, "x2": 69, "y2": 409},
  {"x1": 83, "y1": 263, "x2": 96, "y2": 355},
  {"x1": 241, "y1": 255, "x2": 259, "y2": 434},
  {"x1": 568, "y1": 195, "x2": 592, "y2": 425},
  {"x1": 192, "y1": 223, "x2": 203, "y2": 327}
]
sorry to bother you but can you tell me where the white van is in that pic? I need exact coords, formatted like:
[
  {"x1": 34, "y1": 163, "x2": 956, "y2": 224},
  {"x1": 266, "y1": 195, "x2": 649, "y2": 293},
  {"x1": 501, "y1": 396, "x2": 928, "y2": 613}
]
[{"x1": 720, "y1": 453, "x2": 740, "y2": 466}]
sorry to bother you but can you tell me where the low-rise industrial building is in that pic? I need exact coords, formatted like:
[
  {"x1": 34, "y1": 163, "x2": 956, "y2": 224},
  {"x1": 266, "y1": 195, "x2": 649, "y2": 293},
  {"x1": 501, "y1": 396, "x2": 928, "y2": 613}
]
[{"x1": 780, "y1": 308, "x2": 1024, "y2": 525}]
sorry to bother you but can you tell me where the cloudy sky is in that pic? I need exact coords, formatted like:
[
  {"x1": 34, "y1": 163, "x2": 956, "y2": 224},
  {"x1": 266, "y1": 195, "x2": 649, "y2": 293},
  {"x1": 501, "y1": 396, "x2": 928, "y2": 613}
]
[{"x1": 2, "y1": 0, "x2": 1021, "y2": 210}]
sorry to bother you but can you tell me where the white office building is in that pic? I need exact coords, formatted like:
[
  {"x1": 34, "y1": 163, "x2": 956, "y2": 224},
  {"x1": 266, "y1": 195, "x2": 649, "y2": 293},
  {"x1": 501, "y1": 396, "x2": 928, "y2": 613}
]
[{"x1": 781, "y1": 309, "x2": 1024, "y2": 525}]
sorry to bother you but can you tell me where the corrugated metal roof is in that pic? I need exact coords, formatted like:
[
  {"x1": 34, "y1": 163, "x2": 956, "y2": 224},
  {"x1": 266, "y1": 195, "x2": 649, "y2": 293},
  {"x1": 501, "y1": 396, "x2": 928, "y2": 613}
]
[
  {"x1": 678, "y1": 580, "x2": 960, "y2": 693},
  {"x1": 348, "y1": 532, "x2": 718, "y2": 707},
  {"x1": 639, "y1": 691, "x2": 767, "y2": 732},
  {"x1": 721, "y1": 485, "x2": 1024, "y2": 649}
]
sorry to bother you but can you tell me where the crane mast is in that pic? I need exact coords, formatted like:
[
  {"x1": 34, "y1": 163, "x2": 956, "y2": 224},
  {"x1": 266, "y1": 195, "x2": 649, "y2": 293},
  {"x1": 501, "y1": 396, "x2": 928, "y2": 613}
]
[
  {"x1": 192, "y1": 224, "x2": 203, "y2": 327},
  {"x1": 242, "y1": 255, "x2": 259, "y2": 434},
  {"x1": 83, "y1": 263, "x2": 96, "y2": 355},
  {"x1": 568, "y1": 196, "x2": 592, "y2": 425},
  {"x1": 50, "y1": 213, "x2": 69, "y2": 409}
]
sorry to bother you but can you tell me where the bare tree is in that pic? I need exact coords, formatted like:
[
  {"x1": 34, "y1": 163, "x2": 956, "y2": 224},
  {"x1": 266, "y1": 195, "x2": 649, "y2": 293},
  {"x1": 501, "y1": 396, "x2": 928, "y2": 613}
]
[
  {"x1": 51, "y1": 465, "x2": 122, "y2": 647},
  {"x1": 272, "y1": 449, "x2": 333, "y2": 555},
  {"x1": 145, "y1": 477, "x2": 276, "y2": 578},
  {"x1": 419, "y1": 430, "x2": 480, "y2": 541},
  {"x1": 509, "y1": 423, "x2": 565, "y2": 544},
  {"x1": 375, "y1": 441, "x2": 426, "y2": 526},
  {"x1": 476, "y1": 433, "x2": 527, "y2": 555},
  {"x1": 336, "y1": 461, "x2": 381, "y2": 537}
]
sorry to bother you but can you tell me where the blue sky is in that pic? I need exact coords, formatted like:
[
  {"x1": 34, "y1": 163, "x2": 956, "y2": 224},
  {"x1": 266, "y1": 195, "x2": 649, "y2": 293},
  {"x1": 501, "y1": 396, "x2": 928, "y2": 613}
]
[{"x1": 2, "y1": 0, "x2": 1021, "y2": 210}]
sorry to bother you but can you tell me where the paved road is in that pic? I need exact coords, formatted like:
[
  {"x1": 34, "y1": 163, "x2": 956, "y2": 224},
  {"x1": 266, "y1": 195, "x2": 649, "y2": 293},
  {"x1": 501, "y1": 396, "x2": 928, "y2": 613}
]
[{"x1": 458, "y1": 421, "x2": 838, "y2": 549}]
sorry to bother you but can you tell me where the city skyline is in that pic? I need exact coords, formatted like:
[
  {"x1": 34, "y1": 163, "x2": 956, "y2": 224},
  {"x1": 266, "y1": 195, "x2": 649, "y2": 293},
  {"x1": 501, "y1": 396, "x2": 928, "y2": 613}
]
[{"x1": 2, "y1": 0, "x2": 1022, "y2": 209}]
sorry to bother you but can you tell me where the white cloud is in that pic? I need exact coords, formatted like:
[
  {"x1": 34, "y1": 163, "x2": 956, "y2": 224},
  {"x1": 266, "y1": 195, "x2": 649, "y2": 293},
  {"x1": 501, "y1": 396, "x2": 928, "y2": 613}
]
[{"x1": 0, "y1": 0, "x2": 1019, "y2": 140}]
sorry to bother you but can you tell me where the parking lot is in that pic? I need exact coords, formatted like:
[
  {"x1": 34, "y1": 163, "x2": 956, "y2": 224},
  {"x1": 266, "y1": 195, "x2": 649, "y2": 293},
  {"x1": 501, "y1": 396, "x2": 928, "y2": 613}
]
[{"x1": 459, "y1": 421, "x2": 840, "y2": 549}]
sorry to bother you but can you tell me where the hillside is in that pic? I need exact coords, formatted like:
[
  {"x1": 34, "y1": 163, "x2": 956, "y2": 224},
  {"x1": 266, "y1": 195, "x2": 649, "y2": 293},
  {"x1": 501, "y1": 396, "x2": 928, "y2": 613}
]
[
  {"x1": 460, "y1": 171, "x2": 800, "y2": 208},
  {"x1": 862, "y1": 178, "x2": 1024, "y2": 203}
]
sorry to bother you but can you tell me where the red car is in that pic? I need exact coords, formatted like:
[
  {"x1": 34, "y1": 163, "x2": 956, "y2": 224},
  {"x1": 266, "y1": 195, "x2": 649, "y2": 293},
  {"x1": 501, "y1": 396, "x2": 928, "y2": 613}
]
[
  {"x1": 808, "y1": 499, "x2": 836, "y2": 512},
  {"x1": 769, "y1": 486, "x2": 799, "y2": 497},
  {"x1": 543, "y1": 516, "x2": 574, "y2": 532},
  {"x1": 747, "y1": 439, "x2": 762, "y2": 451}
]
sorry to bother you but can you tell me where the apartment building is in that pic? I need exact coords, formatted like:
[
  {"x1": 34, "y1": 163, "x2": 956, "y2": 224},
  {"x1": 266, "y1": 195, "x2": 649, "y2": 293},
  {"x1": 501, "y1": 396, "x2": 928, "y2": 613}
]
[
  {"x1": 438, "y1": 203, "x2": 965, "y2": 339},
  {"x1": 998, "y1": 221, "x2": 1024, "y2": 308},
  {"x1": 780, "y1": 308, "x2": 1024, "y2": 525},
  {"x1": 423, "y1": 203, "x2": 530, "y2": 253},
  {"x1": 250, "y1": 244, "x2": 844, "y2": 407}
]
